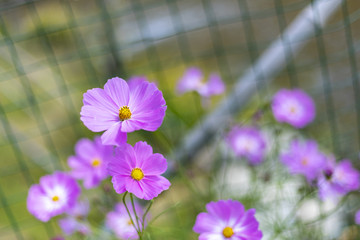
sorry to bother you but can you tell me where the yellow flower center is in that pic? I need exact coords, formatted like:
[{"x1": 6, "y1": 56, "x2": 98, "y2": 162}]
[
  {"x1": 289, "y1": 106, "x2": 297, "y2": 114},
  {"x1": 222, "y1": 226, "x2": 234, "y2": 238},
  {"x1": 127, "y1": 219, "x2": 133, "y2": 226},
  {"x1": 131, "y1": 168, "x2": 144, "y2": 181},
  {"x1": 52, "y1": 196, "x2": 60, "y2": 202},
  {"x1": 301, "y1": 157, "x2": 308, "y2": 166},
  {"x1": 91, "y1": 158, "x2": 101, "y2": 167},
  {"x1": 119, "y1": 106, "x2": 132, "y2": 121}
]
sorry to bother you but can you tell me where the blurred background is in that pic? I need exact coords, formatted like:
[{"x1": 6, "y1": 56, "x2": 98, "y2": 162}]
[{"x1": 0, "y1": 0, "x2": 360, "y2": 239}]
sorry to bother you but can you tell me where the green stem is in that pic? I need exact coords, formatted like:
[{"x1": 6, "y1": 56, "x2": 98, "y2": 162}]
[
  {"x1": 141, "y1": 199, "x2": 154, "y2": 238},
  {"x1": 130, "y1": 193, "x2": 141, "y2": 234},
  {"x1": 122, "y1": 192, "x2": 140, "y2": 235}
]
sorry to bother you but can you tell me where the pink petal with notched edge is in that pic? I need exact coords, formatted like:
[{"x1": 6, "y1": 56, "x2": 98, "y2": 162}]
[
  {"x1": 133, "y1": 141, "x2": 153, "y2": 164},
  {"x1": 140, "y1": 154, "x2": 167, "y2": 175},
  {"x1": 103, "y1": 77, "x2": 130, "y2": 108}
]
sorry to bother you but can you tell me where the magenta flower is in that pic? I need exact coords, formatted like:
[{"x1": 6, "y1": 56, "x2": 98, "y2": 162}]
[
  {"x1": 317, "y1": 158, "x2": 360, "y2": 201},
  {"x1": 177, "y1": 67, "x2": 225, "y2": 97},
  {"x1": 80, "y1": 77, "x2": 166, "y2": 146},
  {"x1": 27, "y1": 172, "x2": 80, "y2": 222},
  {"x1": 107, "y1": 141, "x2": 171, "y2": 200},
  {"x1": 355, "y1": 210, "x2": 360, "y2": 225},
  {"x1": 193, "y1": 200, "x2": 262, "y2": 240},
  {"x1": 281, "y1": 139, "x2": 326, "y2": 181},
  {"x1": 68, "y1": 136, "x2": 113, "y2": 189},
  {"x1": 271, "y1": 88, "x2": 315, "y2": 128},
  {"x1": 226, "y1": 126, "x2": 266, "y2": 165},
  {"x1": 106, "y1": 202, "x2": 147, "y2": 239}
]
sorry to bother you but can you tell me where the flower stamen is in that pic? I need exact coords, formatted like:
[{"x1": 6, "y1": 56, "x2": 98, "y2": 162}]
[
  {"x1": 131, "y1": 168, "x2": 144, "y2": 181},
  {"x1": 222, "y1": 226, "x2": 234, "y2": 238},
  {"x1": 91, "y1": 158, "x2": 101, "y2": 167},
  {"x1": 52, "y1": 196, "x2": 60, "y2": 202},
  {"x1": 119, "y1": 106, "x2": 132, "y2": 121}
]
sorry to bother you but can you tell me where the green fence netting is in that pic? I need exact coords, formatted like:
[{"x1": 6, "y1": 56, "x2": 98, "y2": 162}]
[{"x1": 0, "y1": 0, "x2": 360, "y2": 239}]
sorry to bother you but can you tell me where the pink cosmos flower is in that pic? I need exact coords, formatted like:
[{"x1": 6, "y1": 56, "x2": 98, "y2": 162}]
[
  {"x1": 80, "y1": 77, "x2": 166, "y2": 146},
  {"x1": 177, "y1": 67, "x2": 225, "y2": 97},
  {"x1": 281, "y1": 139, "x2": 326, "y2": 181},
  {"x1": 107, "y1": 141, "x2": 171, "y2": 200},
  {"x1": 193, "y1": 199, "x2": 262, "y2": 240},
  {"x1": 317, "y1": 158, "x2": 360, "y2": 201},
  {"x1": 226, "y1": 126, "x2": 266, "y2": 165},
  {"x1": 106, "y1": 202, "x2": 147, "y2": 239},
  {"x1": 68, "y1": 136, "x2": 113, "y2": 189},
  {"x1": 271, "y1": 88, "x2": 315, "y2": 128},
  {"x1": 27, "y1": 172, "x2": 80, "y2": 222}
]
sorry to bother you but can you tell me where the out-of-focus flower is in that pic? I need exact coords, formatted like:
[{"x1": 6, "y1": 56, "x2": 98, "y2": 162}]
[
  {"x1": 355, "y1": 210, "x2": 360, "y2": 225},
  {"x1": 58, "y1": 217, "x2": 91, "y2": 236},
  {"x1": 27, "y1": 172, "x2": 80, "y2": 222},
  {"x1": 58, "y1": 200, "x2": 91, "y2": 236},
  {"x1": 66, "y1": 199, "x2": 89, "y2": 218},
  {"x1": 106, "y1": 202, "x2": 146, "y2": 240},
  {"x1": 108, "y1": 141, "x2": 171, "y2": 200},
  {"x1": 225, "y1": 126, "x2": 266, "y2": 165},
  {"x1": 317, "y1": 158, "x2": 360, "y2": 201},
  {"x1": 177, "y1": 67, "x2": 225, "y2": 97},
  {"x1": 68, "y1": 136, "x2": 113, "y2": 189},
  {"x1": 281, "y1": 140, "x2": 326, "y2": 181},
  {"x1": 80, "y1": 77, "x2": 166, "y2": 146},
  {"x1": 271, "y1": 88, "x2": 315, "y2": 128},
  {"x1": 193, "y1": 199, "x2": 262, "y2": 240}
]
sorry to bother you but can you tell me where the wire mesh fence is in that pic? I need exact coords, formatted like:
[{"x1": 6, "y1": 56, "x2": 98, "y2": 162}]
[{"x1": 0, "y1": 0, "x2": 360, "y2": 239}]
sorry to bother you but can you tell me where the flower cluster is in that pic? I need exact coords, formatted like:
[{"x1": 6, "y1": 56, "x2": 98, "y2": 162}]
[
  {"x1": 27, "y1": 76, "x2": 171, "y2": 239},
  {"x1": 272, "y1": 88, "x2": 359, "y2": 202}
]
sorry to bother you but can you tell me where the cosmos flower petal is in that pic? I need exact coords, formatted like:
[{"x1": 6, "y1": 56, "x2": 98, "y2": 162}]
[
  {"x1": 141, "y1": 175, "x2": 171, "y2": 200},
  {"x1": 82, "y1": 88, "x2": 118, "y2": 113},
  {"x1": 101, "y1": 122, "x2": 127, "y2": 146},
  {"x1": 111, "y1": 176, "x2": 128, "y2": 194},
  {"x1": 103, "y1": 77, "x2": 130, "y2": 108},
  {"x1": 193, "y1": 213, "x2": 222, "y2": 233},
  {"x1": 80, "y1": 105, "x2": 119, "y2": 132},
  {"x1": 125, "y1": 178, "x2": 145, "y2": 199},
  {"x1": 177, "y1": 67, "x2": 203, "y2": 94},
  {"x1": 199, "y1": 233, "x2": 224, "y2": 240},
  {"x1": 141, "y1": 154, "x2": 167, "y2": 175},
  {"x1": 133, "y1": 141, "x2": 153, "y2": 163},
  {"x1": 198, "y1": 73, "x2": 225, "y2": 97}
]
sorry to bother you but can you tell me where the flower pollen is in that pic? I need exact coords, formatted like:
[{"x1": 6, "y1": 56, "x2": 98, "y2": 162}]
[
  {"x1": 222, "y1": 226, "x2": 234, "y2": 238},
  {"x1": 52, "y1": 195, "x2": 60, "y2": 202},
  {"x1": 91, "y1": 158, "x2": 101, "y2": 167},
  {"x1": 301, "y1": 157, "x2": 309, "y2": 166},
  {"x1": 131, "y1": 168, "x2": 144, "y2": 181},
  {"x1": 119, "y1": 106, "x2": 132, "y2": 121}
]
